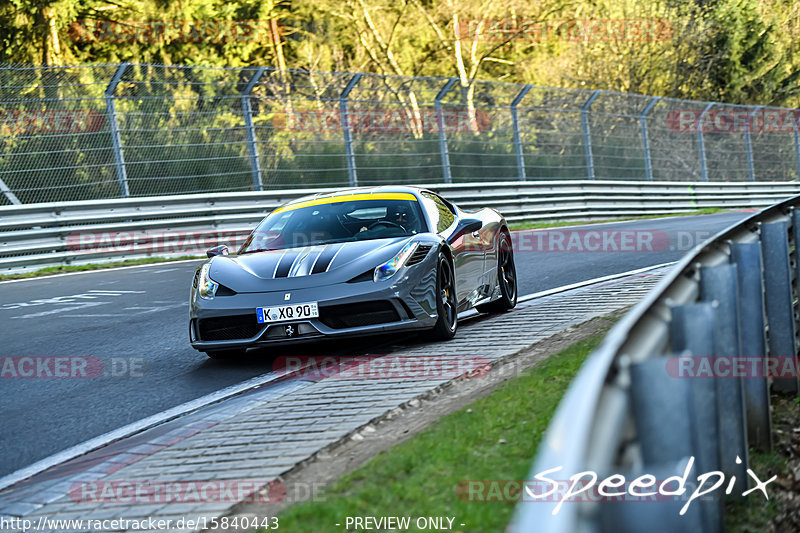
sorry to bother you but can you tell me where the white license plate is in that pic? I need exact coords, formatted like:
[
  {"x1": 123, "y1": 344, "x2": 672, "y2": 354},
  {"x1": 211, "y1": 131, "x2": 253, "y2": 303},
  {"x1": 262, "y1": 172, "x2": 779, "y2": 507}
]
[{"x1": 256, "y1": 302, "x2": 319, "y2": 324}]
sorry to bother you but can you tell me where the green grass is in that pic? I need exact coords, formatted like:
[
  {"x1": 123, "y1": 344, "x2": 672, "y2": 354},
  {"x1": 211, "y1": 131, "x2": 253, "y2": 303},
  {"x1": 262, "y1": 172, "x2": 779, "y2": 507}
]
[
  {"x1": 724, "y1": 452, "x2": 784, "y2": 532},
  {"x1": 0, "y1": 255, "x2": 202, "y2": 281},
  {"x1": 269, "y1": 331, "x2": 608, "y2": 533},
  {"x1": 508, "y1": 208, "x2": 728, "y2": 231},
  {"x1": 724, "y1": 395, "x2": 793, "y2": 532}
]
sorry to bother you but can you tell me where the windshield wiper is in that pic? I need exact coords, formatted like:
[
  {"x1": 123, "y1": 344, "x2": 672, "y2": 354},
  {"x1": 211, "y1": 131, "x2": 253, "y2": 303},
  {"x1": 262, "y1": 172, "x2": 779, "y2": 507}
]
[{"x1": 239, "y1": 248, "x2": 276, "y2": 254}]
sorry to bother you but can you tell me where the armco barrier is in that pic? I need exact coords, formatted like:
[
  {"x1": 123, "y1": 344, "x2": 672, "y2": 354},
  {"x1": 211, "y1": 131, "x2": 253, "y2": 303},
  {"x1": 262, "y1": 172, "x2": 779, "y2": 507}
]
[
  {"x1": 511, "y1": 193, "x2": 800, "y2": 532},
  {"x1": 2, "y1": 180, "x2": 800, "y2": 273}
]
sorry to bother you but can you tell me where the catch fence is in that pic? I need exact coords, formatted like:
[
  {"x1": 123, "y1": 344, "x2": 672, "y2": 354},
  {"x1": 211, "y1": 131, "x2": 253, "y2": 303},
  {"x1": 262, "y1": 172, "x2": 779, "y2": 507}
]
[{"x1": 1, "y1": 62, "x2": 800, "y2": 205}]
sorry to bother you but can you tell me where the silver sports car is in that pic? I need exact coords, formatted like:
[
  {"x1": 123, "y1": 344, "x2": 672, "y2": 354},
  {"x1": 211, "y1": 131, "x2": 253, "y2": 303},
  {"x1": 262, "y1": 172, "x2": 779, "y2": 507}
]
[{"x1": 189, "y1": 186, "x2": 517, "y2": 358}]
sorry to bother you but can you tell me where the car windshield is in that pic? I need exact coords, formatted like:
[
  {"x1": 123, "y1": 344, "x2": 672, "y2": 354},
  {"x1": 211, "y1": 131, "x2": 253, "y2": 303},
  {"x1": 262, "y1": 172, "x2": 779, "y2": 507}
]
[{"x1": 238, "y1": 196, "x2": 427, "y2": 253}]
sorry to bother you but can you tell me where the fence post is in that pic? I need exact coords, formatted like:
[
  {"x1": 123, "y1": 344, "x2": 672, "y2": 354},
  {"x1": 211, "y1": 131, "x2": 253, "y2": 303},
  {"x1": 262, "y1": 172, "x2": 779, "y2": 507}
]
[
  {"x1": 511, "y1": 85, "x2": 532, "y2": 181},
  {"x1": 793, "y1": 115, "x2": 800, "y2": 180},
  {"x1": 581, "y1": 90, "x2": 601, "y2": 180},
  {"x1": 640, "y1": 97, "x2": 660, "y2": 181},
  {"x1": 241, "y1": 67, "x2": 267, "y2": 192},
  {"x1": 435, "y1": 78, "x2": 458, "y2": 184},
  {"x1": 340, "y1": 74, "x2": 362, "y2": 187},
  {"x1": 745, "y1": 106, "x2": 762, "y2": 182},
  {"x1": 761, "y1": 221, "x2": 799, "y2": 394},
  {"x1": 0, "y1": 177, "x2": 20, "y2": 205},
  {"x1": 696, "y1": 103, "x2": 714, "y2": 182},
  {"x1": 105, "y1": 62, "x2": 131, "y2": 198}
]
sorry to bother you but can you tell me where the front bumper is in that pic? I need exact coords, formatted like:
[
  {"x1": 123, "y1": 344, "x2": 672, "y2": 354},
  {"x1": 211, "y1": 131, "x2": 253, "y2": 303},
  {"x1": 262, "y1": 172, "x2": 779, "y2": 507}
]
[{"x1": 189, "y1": 262, "x2": 438, "y2": 352}]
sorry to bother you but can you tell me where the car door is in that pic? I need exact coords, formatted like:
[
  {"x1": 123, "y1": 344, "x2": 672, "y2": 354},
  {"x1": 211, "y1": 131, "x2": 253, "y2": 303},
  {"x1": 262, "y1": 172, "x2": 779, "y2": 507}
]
[{"x1": 420, "y1": 192, "x2": 483, "y2": 307}]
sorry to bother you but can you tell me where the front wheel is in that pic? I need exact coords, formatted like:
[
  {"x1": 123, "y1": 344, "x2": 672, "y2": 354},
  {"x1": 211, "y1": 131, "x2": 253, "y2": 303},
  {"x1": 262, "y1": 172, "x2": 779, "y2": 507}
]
[
  {"x1": 476, "y1": 232, "x2": 517, "y2": 314},
  {"x1": 428, "y1": 253, "x2": 458, "y2": 341}
]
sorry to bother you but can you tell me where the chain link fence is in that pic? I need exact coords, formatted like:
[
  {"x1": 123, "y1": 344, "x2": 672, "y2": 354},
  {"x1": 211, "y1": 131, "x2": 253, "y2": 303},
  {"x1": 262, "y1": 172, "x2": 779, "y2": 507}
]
[{"x1": 1, "y1": 62, "x2": 800, "y2": 205}]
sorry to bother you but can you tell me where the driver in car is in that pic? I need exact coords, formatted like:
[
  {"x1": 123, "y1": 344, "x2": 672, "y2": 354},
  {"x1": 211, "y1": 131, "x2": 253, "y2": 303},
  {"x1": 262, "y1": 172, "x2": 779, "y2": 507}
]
[{"x1": 358, "y1": 203, "x2": 416, "y2": 233}]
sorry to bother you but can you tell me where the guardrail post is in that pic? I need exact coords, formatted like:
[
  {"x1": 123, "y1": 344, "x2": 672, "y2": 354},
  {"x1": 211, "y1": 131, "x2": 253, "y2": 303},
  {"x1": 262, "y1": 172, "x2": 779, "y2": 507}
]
[
  {"x1": 609, "y1": 358, "x2": 703, "y2": 532},
  {"x1": 639, "y1": 97, "x2": 660, "y2": 181},
  {"x1": 242, "y1": 67, "x2": 267, "y2": 192},
  {"x1": 696, "y1": 103, "x2": 714, "y2": 182},
  {"x1": 793, "y1": 115, "x2": 800, "y2": 180},
  {"x1": 700, "y1": 263, "x2": 749, "y2": 493},
  {"x1": 581, "y1": 90, "x2": 601, "y2": 180},
  {"x1": 0, "y1": 176, "x2": 20, "y2": 205},
  {"x1": 105, "y1": 62, "x2": 131, "y2": 198},
  {"x1": 670, "y1": 302, "x2": 722, "y2": 533},
  {"x1": 630, "y1": 356, "x2": 694, "y2": 462},
  {"x1": 435, "y1": 78, "x2": 458, "y2": 184},
  {"x1": 731, "y1": 241, "x2": 771, "y2": 451},
  {"x1": 744, "y1": 106, "x2": 762, "y2": 181},
  {"x1": 340, "y1": 73, "x2": 363, "y2": 187},
  {"x1": 760, "y1": 220, "x2": 799, "y2": 394},
  {"x1": 511, "y1": 85, "x2": 532, "y2": 181}
]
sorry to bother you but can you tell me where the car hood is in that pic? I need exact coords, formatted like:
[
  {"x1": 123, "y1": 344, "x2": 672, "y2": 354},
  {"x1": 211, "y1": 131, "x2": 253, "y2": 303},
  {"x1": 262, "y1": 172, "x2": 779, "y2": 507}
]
[{"x1": 208, "y1": 237, "x2": 416, "y2": 293}]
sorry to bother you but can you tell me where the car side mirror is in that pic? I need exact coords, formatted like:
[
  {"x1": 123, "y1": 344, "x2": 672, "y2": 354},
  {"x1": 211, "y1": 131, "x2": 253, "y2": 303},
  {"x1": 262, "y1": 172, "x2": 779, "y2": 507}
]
[
  {"x1": 447, "y1": 218, "x2": 482, "y2": 243},
  {"x1": 207, "y1": 245, "x2": 229, "y2": 258}
]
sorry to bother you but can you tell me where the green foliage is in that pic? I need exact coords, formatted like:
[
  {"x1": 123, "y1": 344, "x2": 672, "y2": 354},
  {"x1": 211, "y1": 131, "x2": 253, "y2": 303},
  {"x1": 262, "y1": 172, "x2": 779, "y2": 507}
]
[{"x1": 2, "y1": 1, "x2": 798, "y2": 107}]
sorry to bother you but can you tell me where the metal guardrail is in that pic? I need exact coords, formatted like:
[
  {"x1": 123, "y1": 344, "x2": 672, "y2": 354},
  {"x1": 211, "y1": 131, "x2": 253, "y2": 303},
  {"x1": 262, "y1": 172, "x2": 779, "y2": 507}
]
[
  {"x1": 511, "y1": 193, "x2": 800, "y2": 532},
  {"x1": 2, "y1": 180, "x2": 800, "y2": 273},
  {"x1": 3, "y1": 63, "x2": 800, "y2": 206}
]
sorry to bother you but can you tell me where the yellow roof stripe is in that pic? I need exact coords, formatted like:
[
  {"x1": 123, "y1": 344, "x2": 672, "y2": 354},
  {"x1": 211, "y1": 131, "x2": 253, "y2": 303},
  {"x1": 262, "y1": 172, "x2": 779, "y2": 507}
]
[{"x1": 273, "y1": 192, "x2": 418, "y2": 214}]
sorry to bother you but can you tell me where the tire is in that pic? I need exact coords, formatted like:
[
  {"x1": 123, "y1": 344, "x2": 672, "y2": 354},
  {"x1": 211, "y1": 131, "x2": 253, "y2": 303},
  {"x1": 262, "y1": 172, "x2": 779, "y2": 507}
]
[
  {"x1": 428, "y1": 252, "x2": 458, "y2": 341},
  {"x1": 476, "y1": 231, "x2": 517, "y2": 314},
  {"x1": 204, "y1": 349, "x2": 247, "y2": 360}
]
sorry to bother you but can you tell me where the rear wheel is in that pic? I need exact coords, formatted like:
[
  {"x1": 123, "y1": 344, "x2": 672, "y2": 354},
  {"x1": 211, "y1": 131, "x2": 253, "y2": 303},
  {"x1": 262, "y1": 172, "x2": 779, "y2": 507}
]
[
  {"x1": 428, "y1": 253, "x2": 458, "y2": 341},
  {"x1": 204, "y1": 349, "x2": 247, "y2": 360},
  {"x1": 476, "y1": 232, "x2": 517, "y2": 314}
]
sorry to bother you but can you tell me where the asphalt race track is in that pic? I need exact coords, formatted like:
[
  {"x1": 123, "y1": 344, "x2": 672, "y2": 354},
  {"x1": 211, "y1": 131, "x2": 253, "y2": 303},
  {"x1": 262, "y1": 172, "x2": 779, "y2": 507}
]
[{"x1": 0, "y1": 211, "x2": 749, "y2": 478}]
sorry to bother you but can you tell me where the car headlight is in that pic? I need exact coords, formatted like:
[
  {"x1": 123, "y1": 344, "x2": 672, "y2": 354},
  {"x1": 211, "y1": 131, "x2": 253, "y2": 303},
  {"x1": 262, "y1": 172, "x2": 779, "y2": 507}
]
[
  {"x1": 197, "y1": 263, "x2": 219, "y2": 300},
  {"x1": 374, "y1": 242, "x2": 418, "y2": 282}
]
